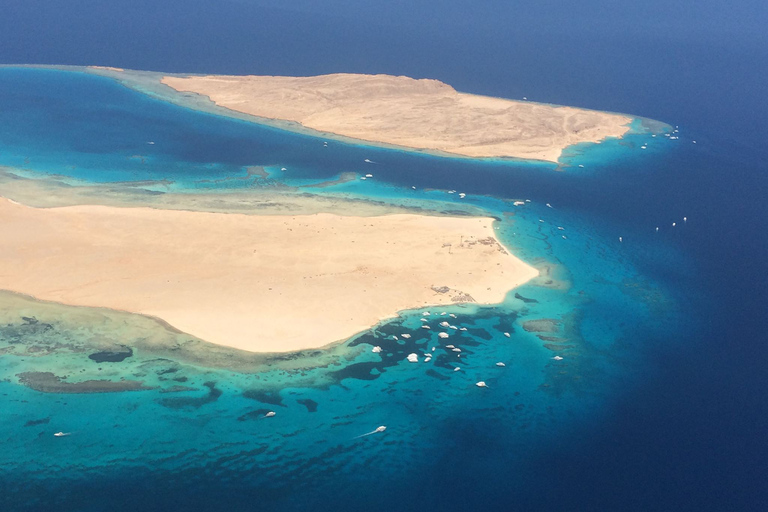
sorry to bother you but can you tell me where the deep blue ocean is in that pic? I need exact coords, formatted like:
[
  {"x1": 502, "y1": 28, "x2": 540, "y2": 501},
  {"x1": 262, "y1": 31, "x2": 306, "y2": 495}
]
[{"x1": 1, "y1": 1, "x2": 767, "y2": 511}]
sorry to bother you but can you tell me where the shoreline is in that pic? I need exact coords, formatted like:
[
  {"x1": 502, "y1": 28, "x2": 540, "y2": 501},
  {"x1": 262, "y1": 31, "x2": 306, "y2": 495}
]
[
  {"x1": 158, "y1": 72, "x2": 634, "y2": 163},
  {"x1": 0, "y1": 65, "x2": 671, "y2": 165},
  {"x1": 0, "y1": 197, "x2": 538, "y2": 353},
  {"x1": 0, "y1": 165, "x2": 494, "y2": 218}
]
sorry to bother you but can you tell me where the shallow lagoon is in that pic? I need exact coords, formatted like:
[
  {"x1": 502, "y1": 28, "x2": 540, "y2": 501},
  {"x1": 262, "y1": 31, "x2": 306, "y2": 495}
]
[{"x1": 0, "y1": 67, "x2": 698, "y2": 511}]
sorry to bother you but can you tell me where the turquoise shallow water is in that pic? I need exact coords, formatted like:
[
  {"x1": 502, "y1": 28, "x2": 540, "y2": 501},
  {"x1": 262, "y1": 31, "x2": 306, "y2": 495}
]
[{"x1": 0, "y1": 67, "x2": 698, "y2": 511}]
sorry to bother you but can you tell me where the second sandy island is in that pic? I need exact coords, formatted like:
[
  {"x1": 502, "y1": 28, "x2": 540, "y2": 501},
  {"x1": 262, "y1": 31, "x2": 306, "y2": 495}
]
[{"x1": 160, "y1": 72, "x2": 633, "y2": 163}]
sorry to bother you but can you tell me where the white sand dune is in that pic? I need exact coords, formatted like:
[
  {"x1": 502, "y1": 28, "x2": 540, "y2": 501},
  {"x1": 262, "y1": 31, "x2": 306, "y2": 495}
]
[{"x1": 0, "y1": 199, "x2": 537, "y2": 353}]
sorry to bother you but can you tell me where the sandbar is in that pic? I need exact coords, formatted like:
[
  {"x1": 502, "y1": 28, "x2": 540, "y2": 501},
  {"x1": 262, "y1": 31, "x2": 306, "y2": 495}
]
[
  {"x1": 161, "y1": 72, "x2": 633, "y2": 163},
  {"x1": 0, "y1": 199, "x2": 537, "y2": 353}
]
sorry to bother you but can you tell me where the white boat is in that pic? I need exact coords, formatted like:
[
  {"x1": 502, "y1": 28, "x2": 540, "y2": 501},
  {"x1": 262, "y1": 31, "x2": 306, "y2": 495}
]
[{"x1": 354, "y1": 425, "x2": 387, "y2": 439}]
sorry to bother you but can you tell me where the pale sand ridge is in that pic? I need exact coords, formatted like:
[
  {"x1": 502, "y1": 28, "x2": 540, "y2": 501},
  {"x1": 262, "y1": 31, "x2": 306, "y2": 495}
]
[
  {"x1": 0, "y1": 199, "x2": 537, "y2": 353},
  {"x1": 162, "y1": 73, "x2": 633, "y2": 162}
]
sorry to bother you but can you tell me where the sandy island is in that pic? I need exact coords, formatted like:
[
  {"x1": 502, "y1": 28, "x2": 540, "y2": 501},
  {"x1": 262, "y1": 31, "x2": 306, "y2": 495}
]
[
  {"x1": 0, "y1": 199, "x2": 537, "y2": 353},
  {"x1": 161, "y1": 72, "x2": 633, "y2": 162}
]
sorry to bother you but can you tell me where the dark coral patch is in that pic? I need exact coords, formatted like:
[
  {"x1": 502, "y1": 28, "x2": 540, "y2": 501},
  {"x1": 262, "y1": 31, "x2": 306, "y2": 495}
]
[
  {"x1": 158, "y1": 381, "x2": 221, "y2": 409},
  {"x1": 514, "y1": 293, "x2": 539, "y2": 304},
  {"x1": 237, "y1": 409, "x2": 273, "y2": 421},
  {"x1": 17, "y1": 372, "x2": 151, "y2": 393},
  {"x1": 426, "y1": 369, "x2": 450, "y2": 381},
  {"x1": 88, "y1": 346, "x2": 133, "y2": 363},
  {"x1": 242, "y1": 389, "x2": 285, "y2": 406},
  {"x1": 24, "y1": 417, "x2": 50, "y2": 427},
  {"x1": 297, "y1": 399, "x2": 318, "y2": 412}
]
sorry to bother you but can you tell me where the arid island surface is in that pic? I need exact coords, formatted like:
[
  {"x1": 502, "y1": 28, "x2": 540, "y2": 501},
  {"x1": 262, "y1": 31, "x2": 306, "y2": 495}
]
[
  {"x1": 161, "y1": 72, "x2": 633, "y2": 162},
  {"x1": 0, "y1": 198, "x2": 537, "y2": 353}
]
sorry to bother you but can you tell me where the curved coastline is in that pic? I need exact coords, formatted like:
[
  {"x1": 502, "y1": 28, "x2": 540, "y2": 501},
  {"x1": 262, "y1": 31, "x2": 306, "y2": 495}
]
[
  {"x1": 71, "y1": 65, "x2": 663, "y2": 165},
  {"x1": 0, "y1": 64, "x2": 671, "y2": 166},
  {"x1": 0, "y1": 64, "x2": 684, "y2": 387},
  {"x1": 0, "y1": 64, "x2": 675, "y2": 169},
  {"x1": 0, "y1": 197, "x2": 538, "y2": 353},
  {"x1": 0, "y1": 66, "x2": 675, "y2": 365},
  {"x1": 157, "y1": 71, "x2": 636, "y2": 163}
]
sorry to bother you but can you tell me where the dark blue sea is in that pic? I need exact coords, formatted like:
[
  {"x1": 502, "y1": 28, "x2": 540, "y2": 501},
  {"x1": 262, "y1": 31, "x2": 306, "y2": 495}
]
[{"x1": 1, "y1": 1, "x2": 766, "y2": 511}]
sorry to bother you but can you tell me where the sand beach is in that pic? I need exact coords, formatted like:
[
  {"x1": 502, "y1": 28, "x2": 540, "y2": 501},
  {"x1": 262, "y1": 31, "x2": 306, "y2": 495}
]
[
  {"x1": 0, "y1": 198, "x2": 537, "y2": 352},
  {"x1": 161, "y1": 72, "x2": 633, "y2": 163}
]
